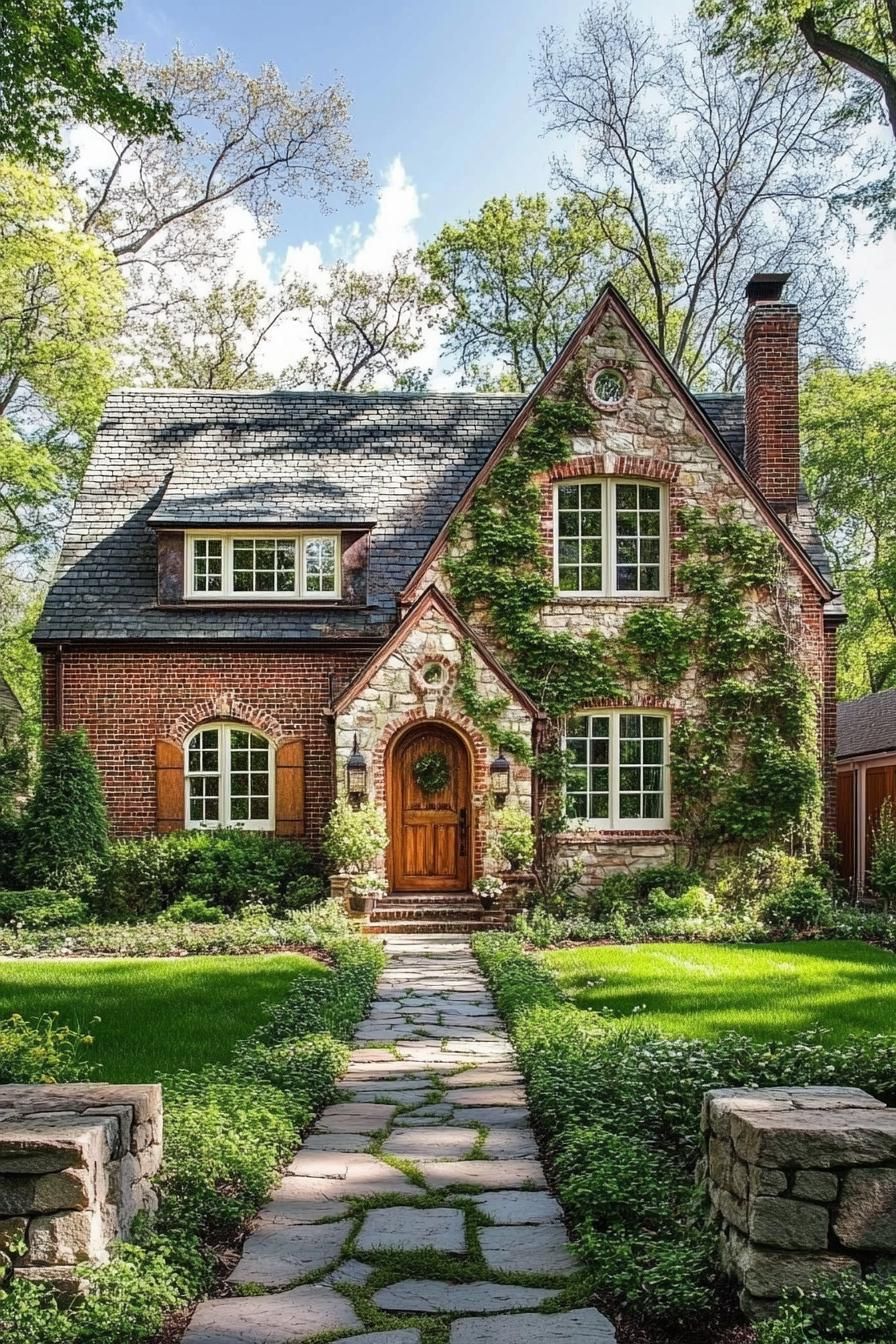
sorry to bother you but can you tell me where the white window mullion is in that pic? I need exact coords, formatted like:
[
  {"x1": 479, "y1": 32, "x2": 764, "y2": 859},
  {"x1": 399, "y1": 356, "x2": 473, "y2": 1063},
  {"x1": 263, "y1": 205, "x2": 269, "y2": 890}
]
[
  {"x1": 609, "y1": 712, "x2": 619, "y2": 828},
  {"x1": 221, "y1": 727, "x2": 231, "y2": 824}
]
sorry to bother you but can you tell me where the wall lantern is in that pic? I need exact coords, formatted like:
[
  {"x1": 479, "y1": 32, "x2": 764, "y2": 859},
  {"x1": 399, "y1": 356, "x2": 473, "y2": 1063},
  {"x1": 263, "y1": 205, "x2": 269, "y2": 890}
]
[
  {"x1": 489, "y1": 749, "x2": 511, "y2": 806},
  {"x1": 347, "y1": 735, "x2": 368, "y2": 800}
]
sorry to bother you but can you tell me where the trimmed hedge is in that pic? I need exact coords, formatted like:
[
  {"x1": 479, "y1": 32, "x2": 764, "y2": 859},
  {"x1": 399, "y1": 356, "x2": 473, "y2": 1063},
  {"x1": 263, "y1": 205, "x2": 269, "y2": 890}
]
[
  {"x1": 473, "y1": 934, "x2": 896, "y2": 1332},
  {"x1": 0, "y1": 919, "x2": 385, "y2": 1341}
]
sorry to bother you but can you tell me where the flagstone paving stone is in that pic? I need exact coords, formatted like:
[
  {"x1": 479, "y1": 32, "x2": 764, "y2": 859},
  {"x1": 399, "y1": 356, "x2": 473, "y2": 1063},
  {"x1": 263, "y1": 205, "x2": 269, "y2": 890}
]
[
  {"x1": 185, "y1": 933, "x2": 614, "y2": 1344},
  {"x1": 449, "y1": 1309, "x2": 617, "y2": 1342},
  {"x1": 356, "y1": 1206, "x2": 467, "y2": 1254},
  {"x1": 372, "y1": 1279, "x2": 561, "y2": 1313}
]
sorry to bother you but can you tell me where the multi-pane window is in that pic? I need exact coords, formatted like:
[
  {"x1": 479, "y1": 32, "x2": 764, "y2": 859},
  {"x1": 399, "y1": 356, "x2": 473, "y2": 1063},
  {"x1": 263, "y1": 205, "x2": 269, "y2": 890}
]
[
  {"x1": 232, "y1": 538, "x2": 296, "y2": 593},
  {"x1": 565, "y1": 711, "x2": 668, "y2": 828},
  {"x1": 304, "y1": 536, "x2": 336, "y2": 594},
  {"x1": 185, "y1": 724, "x2": 273, "y2": 830},
  {"x1": 187, "y1": 533, "x2": 339, "y2": 599},
  {"x1": 553, "y1": 479, "x2": 665, "y2": 596}
]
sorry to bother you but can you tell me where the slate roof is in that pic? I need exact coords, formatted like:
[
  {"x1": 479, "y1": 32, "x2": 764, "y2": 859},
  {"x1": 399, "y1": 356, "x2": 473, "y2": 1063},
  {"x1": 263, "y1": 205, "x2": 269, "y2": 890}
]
[
  {"x1": 837, "y1": 689, "x2": 896, "y2": 760},
  {"x1": 34, "y1": 386, "x2": 836, "y2": 643}
]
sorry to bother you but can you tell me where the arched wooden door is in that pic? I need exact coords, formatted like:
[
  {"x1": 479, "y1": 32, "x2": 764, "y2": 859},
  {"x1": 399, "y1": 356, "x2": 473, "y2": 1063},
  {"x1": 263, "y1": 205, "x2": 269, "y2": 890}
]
[{"x1": 389, "y1": 723, "x2": 471, "y2": 892}]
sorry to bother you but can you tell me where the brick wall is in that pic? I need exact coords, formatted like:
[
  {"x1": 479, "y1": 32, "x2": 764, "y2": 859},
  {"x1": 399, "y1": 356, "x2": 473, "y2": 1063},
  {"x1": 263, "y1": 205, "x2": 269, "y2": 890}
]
[
  {"x1": 744, "y1": 302, "x2": 801, "y2": 508},
  {"x1": 42, "y1": 646, "x2": 373, "y2": 843}
]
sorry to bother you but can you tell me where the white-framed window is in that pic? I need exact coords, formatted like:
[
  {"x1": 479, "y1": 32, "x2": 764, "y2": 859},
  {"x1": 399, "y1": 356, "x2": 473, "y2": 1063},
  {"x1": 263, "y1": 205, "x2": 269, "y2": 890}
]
[
  {"x1": 185, "y1": 722, "x2": 274, "y2": 830},
  {"x1": 554, "y1": 478, "x2": 666, "y2": 596},
  {"x1": 186, "y1": 532, "x2": 340, "y2": 600},
  {"x1": 564, "y1": 710, "x2": 670, "y2": 829}
]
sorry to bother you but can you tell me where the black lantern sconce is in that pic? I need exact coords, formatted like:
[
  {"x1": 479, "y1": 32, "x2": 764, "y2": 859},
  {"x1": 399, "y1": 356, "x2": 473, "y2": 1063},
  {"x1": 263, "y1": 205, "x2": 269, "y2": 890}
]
[
  {"x1": 489, "y1": 749, "x2": 511, "y2": 806},
  {"x1": 346, "y1": 735, "x2": 368, "y2": 802}
]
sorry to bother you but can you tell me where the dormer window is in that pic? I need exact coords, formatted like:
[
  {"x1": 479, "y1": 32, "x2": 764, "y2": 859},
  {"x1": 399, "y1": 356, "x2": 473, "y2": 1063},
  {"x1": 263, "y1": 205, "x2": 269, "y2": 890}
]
[
  {"x1": 554, "y1": 479, "x2": 667, "y2": 597},
  {"x1": 186, "y1": 532, "x2": 340, "y2": 600}
]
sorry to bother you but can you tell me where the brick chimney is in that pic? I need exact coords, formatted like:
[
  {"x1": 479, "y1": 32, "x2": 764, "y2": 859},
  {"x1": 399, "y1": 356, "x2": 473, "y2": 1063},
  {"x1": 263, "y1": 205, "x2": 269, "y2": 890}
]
[{"x1": 744, "y1": 272, "x2": 800, "y2": 512}]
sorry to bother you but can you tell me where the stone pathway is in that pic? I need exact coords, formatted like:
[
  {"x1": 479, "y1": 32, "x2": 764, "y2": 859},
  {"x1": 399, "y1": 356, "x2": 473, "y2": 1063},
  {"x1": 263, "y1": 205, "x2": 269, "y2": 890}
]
[{"x1": 184, "y1": 934, "x2": 616, "y2": 1344}]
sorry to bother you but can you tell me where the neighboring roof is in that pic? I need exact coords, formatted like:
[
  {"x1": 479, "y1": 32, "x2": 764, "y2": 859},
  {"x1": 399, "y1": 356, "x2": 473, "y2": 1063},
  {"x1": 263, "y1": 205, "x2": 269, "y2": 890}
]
[
  {"x1": 837, "y1": 690, "x2": 896, "y2": 760},
  {"x1": 34, "y1": 389, "x2": 523, "y2": 643},
  {"x1": 331, "y1": 584, "x2": 542, "y2": 719}
]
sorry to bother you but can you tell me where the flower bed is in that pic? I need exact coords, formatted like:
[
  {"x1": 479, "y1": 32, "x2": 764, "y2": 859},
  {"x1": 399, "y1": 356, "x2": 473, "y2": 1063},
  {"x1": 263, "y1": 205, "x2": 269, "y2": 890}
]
[{"x1": 472, "y1": 933, "x2": 896, "y2": 1343}]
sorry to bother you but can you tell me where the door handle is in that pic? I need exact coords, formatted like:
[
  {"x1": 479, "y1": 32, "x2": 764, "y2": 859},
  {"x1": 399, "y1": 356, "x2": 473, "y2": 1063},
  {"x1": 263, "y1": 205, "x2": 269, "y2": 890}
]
[{"x1": 458, "y1": 807, "x2": 468, "y2": 857}]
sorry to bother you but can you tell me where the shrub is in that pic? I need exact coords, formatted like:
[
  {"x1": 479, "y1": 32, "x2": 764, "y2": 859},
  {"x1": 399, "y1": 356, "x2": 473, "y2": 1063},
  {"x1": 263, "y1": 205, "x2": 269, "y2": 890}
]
[
  {"x1": 92, "y1": 829, "x2": 320, "y2": 921},
  {"x1": 645, "y1": 883, "x2": 716, "y2": 919},
  {"x1": 631, "y1": 863, "x2": 697, "y2": 904},
  {"x1": 321, "y1": 797, "x2": 388, "y2": 873},
  {"x1": 870, "y1": 798, "x2": 896, "y2": 907},
  {"x1": 0, "y1": 1012, "x2": 97, "y2": 1084},
  {"x1": 756, "y1": 1269, "x2": 896, "y2": 1343},
  {"x1": 156, "y1": 895, "x2": 225, "y2": 925},
  {"x1": 0, "y1": 888, "x2": 88, "y2": 928},
  {"x1": 762, "y1": 875, "x2": 833, "y2": 931},
  {"x1": 0, "y1": 814, "x2": 20, "y2": 887},
  {"x1": 489, "y1": 805, "x2": 535, "y2": 871},
  {"x1": 715, "y1": 846, "x2": 808, "y2": 912},
  {"x1": 17, "y1": 729, "x2": 109, "y2": 889},
  {"x1": 585, "y1": 871, "x2": 637, "y2": 919}
]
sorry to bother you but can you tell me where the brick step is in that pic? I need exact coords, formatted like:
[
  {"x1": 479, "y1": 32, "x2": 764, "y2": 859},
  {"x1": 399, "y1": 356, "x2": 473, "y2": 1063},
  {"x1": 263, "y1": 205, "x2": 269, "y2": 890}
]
[
  {"x1": 364, "y1": 919, "x2": 504, "y2": 935},
  {"x1": 372, "y1": 904, "x2": 486, "y2": 921},
  {"x1": 377, "y1": 892, "x2": 481, "y2": 905}
]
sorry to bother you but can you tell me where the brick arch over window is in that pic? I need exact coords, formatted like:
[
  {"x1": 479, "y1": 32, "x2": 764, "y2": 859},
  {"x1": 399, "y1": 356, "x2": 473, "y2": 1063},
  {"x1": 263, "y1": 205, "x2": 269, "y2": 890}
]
[
  {"x1": 166, "y1": 695, "x2": 289, "y2": 747},
  {"x1": 546, "y1": 453, "x2": 680, "y2": 484},
  {"x1": 373, "y1": 709, "x2": 493, "y2": 881}
]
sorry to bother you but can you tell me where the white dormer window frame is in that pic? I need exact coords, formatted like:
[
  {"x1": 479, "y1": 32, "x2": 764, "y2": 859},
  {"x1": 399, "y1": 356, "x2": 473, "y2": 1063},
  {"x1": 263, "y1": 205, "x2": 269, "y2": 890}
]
[
  {"x1": 553, "y1": 477, "x2": 669, "y2": 598},
  {"x1": 185, "y1": 530, "x2": 341, "y2": 601}
]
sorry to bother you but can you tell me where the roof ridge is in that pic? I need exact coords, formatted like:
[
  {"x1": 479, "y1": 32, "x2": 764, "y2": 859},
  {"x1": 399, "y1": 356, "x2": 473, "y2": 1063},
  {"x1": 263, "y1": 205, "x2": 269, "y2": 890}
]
[{"x1": 106, "y1": 387, "x2": 526, "y2": 400}]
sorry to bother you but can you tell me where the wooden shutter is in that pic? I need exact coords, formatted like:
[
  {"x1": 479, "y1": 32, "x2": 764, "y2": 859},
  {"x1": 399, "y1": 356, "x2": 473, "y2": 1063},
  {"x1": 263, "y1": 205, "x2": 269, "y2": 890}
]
[
  {"x1": 275, "y1": 739, "x2": 305, "y2": 837},
  {"x1": 836, "y1": 770, "x2": 856, "y2": 890},
  {"x1": 156, "y1": 739, "x2": 184, "y2": 833}
]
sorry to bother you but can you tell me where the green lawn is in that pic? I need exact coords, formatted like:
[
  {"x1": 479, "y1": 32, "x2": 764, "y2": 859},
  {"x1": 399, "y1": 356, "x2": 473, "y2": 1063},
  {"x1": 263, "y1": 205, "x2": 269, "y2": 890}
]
[
  {"x1": 0, "y1": 953, "x2": 328, "y2": 1081},
  {"x1": 545, "y1": 939, "x2": 896, "y2": 1041}
]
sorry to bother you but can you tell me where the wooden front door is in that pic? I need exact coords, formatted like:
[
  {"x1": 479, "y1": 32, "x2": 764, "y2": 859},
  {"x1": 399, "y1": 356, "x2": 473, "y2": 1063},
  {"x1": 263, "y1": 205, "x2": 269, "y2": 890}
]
[{"x1": 390, "y1": 725, "x2": 471, "y2": 891}]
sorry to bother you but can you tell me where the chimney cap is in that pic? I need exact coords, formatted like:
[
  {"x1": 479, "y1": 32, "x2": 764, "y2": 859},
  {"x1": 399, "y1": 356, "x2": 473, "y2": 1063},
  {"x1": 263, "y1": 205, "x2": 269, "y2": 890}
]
[{"x1": 746, "y1": 272, "x2": 791, "y2": 305}]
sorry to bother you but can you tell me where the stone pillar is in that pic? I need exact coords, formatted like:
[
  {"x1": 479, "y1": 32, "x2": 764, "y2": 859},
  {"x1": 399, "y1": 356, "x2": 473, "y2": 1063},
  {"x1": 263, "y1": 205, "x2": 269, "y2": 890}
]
[
  {"x1": 701, "y1": 1086, "x2": 896, "y2": 1319},
  {"x1": 0, "y1": 1083, "x2": 162, "y2": 1293}
]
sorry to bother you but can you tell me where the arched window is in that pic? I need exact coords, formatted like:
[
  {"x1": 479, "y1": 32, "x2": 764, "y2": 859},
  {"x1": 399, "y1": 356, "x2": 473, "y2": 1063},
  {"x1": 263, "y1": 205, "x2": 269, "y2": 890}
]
[{"x1": 184, "y1": 722, "x2": 274, "y2": 830}]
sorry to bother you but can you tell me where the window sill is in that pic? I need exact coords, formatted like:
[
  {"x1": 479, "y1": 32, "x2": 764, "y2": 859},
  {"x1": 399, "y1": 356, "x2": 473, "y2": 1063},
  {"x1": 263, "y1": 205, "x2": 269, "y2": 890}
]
[
  {"x1": 549, "y1": 594, "x2": 671, "y2": 604},
  {"x1": 156, "y1": 601, "x2": 368, "y2": 611},
  {"x1": 558, "y1": 829, "x2": 677, "y2": 844}
]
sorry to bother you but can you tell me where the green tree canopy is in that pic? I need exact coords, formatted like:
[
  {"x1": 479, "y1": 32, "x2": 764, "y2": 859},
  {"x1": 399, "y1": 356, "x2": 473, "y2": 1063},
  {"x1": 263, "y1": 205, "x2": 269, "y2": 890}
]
[
  {"x1": 699, "y1": 1, "x2": 896, "y2": 228},
  {"x1": 802, "y1": 363, "x2": 896, "y2": 696},
  {"x1": 419, "y1": 193, "x2": 672, "y2": 392},
  {"x1": 0, "y1": 159, "x2": 123, "y2": 560},
  {"x1": 0, "y1": 0, "x2": 175, "y2": 164},
  {"x1": 17, "y1": 728, "x2": 109, "y2": 887}
]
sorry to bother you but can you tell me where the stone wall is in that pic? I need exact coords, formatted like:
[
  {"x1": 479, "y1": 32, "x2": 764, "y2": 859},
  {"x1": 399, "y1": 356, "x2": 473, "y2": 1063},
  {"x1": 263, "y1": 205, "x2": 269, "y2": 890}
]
[
  {"x1": 702, "y1": 1086, "x2": 896, "y2": 1319},
  {"x1": 0, "y1": 1083, "x2": 162, "y2": 1292}
]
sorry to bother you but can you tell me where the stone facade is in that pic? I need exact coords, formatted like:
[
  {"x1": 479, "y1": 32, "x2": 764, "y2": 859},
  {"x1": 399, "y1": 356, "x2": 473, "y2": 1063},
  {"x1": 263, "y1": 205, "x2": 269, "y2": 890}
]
[
  {"x1": 0, "y1": 1083, "x2": 162, "y2": 1293},
  {"x1": 702, "y1": 1086, "x2": 896, "y2": 1319},
  {"x1": 334, "y1": 592, "x2": 536, "y2": 885},
  {"x1": 408, "y1": 302, "x2": 835, "y2": 877}
]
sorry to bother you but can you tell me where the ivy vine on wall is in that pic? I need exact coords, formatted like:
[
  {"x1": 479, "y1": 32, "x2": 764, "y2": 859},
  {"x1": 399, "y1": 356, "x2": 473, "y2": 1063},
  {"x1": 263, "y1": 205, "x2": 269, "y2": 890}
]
[{"x1": 444, "y1": 367, "x2": 822, "y2": 866}]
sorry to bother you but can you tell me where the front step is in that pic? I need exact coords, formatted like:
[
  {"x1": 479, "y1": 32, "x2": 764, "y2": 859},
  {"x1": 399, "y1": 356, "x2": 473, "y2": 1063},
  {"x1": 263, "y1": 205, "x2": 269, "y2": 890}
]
[
  {"x1": 363, "y1": 889, "x2": 508, "y2": 936},
  {"x1": 365, "y1": 920, "x2": 502, "y2": 935}
]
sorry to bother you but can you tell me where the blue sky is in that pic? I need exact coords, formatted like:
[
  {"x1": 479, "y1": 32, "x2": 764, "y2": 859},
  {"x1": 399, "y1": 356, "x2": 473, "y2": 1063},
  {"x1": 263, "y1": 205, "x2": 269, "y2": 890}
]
[{"x1": 116, "y1": 0, "x2": 895, "y2": 364}]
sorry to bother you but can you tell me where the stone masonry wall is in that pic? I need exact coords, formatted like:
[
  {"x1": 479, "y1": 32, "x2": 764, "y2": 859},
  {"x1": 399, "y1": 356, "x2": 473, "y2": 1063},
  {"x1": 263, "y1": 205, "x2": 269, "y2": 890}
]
[
  {"x1": 702, "y1": 1086, "x2": 896, "y2": 1320},
  {"x1": 408, "y1": 300, "x2": 834, "y2": 878},
  {"x1": 0, "y1": 1083, "x2": 162, "y2": 1292},
  {"x1": 335, "y1": 601, "x2": 535, "y2": 884}
]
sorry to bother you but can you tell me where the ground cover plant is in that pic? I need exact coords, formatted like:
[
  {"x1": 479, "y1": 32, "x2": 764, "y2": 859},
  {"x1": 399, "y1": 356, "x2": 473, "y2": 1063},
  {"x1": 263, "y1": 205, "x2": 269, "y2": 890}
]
[
  {"x1": 473, "y1": 933, "x2": 896, "y2": 1342},
  {"x1": 0, "y1": 912, "x2": 385, "y2": 1344},
  {"x1": 546, "y1": 940, "x2": 896, "y2": 1043},
  {"x1": 0, "y1": 952, "x2": 327, "y2": 1080}
]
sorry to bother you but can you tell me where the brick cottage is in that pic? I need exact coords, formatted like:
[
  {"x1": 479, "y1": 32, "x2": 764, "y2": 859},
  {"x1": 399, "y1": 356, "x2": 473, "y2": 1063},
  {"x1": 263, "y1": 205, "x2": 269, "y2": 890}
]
[{"x1": 35, "y1": 277, "x2": 843, "y2": 924}]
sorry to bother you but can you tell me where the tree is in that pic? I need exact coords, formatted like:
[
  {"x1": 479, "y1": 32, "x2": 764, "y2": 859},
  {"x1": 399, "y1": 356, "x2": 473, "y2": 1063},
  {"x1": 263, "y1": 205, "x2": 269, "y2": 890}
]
[
  {"x1": 699, "y1": 1, "x2": 896, "y2": 230},
  {"x1": 420, "y1": 193, "x2": 675, "y2": 391},
  {"x1": 534, "y1": 6, "x2": 864, "y2": 389},
  {"x1": 0, "y1": 159, "x2": 123, "y2": 560},
  {"x1": 70, "y1": 47, "x2": 369, "y2": 301},
  {"x1": 125, "y1": 278, "x2": 285, "y2": 390},
  {"x1": 17, "y1": 728, "x2": 109, "y2": 887},
  {"x1": 802, "y1": 363, "x2": 896, "y2": 696},
  {"x1": 0, "y1": 0, "x2": 175, "y2": 165},
  {"x1": 282, "y1": 253, "x2": 433, "y2": 391}
]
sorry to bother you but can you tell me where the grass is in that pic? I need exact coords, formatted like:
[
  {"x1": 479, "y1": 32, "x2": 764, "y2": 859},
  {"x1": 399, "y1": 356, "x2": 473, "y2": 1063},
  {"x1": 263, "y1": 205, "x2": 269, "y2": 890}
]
[
  {"x1": 0, "y1": 952, "x2": 328, "y2": 1080},
  {"x1": 545, "y1": 938, "x2": 896, "y2": 1041}
]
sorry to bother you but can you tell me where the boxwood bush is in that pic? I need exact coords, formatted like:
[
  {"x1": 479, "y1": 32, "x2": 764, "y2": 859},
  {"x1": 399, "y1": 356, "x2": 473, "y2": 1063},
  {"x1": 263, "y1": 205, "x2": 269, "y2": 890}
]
[
  {"x1": 0, "y1": 918, "x2": 384, "y2": 1341},
  {"x1": 473, "y1": 934, "x2": 896, "y2": 1332}
]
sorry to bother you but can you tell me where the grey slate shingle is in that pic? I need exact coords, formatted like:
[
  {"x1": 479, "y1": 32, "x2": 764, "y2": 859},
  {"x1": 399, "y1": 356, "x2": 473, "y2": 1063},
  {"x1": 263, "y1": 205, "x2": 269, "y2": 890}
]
[
  {"x1": 837, "y1": 690, "x2": 896, "y2": 760},
  {"x1": 34, "y1": 387, "x2": 833, "y2": 643}
]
